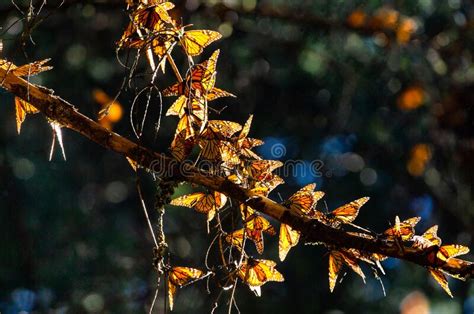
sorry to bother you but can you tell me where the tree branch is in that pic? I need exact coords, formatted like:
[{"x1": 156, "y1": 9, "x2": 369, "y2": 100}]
[{"x1": 1, "y1": 66, "x2": 473, "y2": 280}]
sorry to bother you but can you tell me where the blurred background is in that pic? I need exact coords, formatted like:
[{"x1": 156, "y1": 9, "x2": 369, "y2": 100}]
[{"x1": 1, "y1": 0, "x2": 473, "y2": 313}]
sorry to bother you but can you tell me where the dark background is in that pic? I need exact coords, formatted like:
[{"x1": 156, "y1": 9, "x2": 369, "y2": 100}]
[{"x1": 1, "y1": 0, "x2": 473, "y2": 313}]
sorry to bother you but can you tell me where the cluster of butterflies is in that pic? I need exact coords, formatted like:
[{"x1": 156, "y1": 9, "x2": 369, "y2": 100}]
[
  {"x1": 7, "y1": 0, "x2": 470, "y2": 311},
  {"x1": 168, "y1": 183, "x2": 473, "y2": 309},
  {"x1": 116, "y1": 0, "x2": 473, "y2": 310}
]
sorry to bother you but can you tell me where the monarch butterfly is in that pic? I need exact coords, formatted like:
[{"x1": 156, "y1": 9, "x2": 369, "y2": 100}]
[
  {"x1": 282, "y1": 183, "x2": 325, "y2": 216},
  {"x1": 344, "y1": 248, "x2": 386, "y2": 275},
  {"x1": 174, "y1": 97, "x2": 206, "y2": 139},
  {"x1": 133, "y1": 2, "x2": 175, "y2": 30},
  {"x1": 244, "y1": 214, "x2": 276, "y2": 254},
  {"x1": 200, "y1": 140, "x2": 240, "y2": 164},
  {"x1": 132, "y1": 26, "x2": 222, "y2": 58},
  {"x1": 163, "y1": 49, "x2": 222, "y2": 98},
  {"x1": 413, "y1": 225, "x2": 441, "y2": 249},
  {"x1": 245, "y1": 159, "x2": 283, "y2": 182},
  {"x1": 251, "y1": 173, "x2": 284, "y2": 197},
  {"x1": 225, "y1": 228, "x2": 246, "y2": 251},
  {"x1": 0, "y1": 59, "x2": 53, "y2": 77},
  {"x1": 328, "y1": 250, "x2": 365, "y2": 292},
  {"x1": 193, "y1": 49, "x2": 219, "y2": 92},
  {"x1": 233, "y1": 115, "x2": 264, "y2": 159},
  {"x1": 436, "y1": 244, "x2": 469, "y2": 262},
  {"x1": 319, "y1": 197, "x2": 369, "y2": 227},
  {"x1": 428, "y1": 267, "x2": 453, "y2": 297},
  {"x1": 198, "y1": 120, "x2": 242, "y2": 162},
  {"x1": 176, "y1": 112, "x2": 200, "y2": 139},
  {"x1": 383, "y1": 216, "x2": 420, "y2": 241},
  {"x1": 1, "y1": 58, "x2": 52, "y2": 77},
  {"x1": 167, "y1": 266, "x2": 205, "y2": 310},
  {"x1": 15, "y1": 97, "x2": 39, "y2": 134},
  {"x1": 237, "y1": 258, "x2": 284, "y2": 296},
  {"x1": 178, "y1": 28, "x2": 222, "y2": 56},
  {"x1": 118, "y1": 18, "x2": 176, "y2": 72},
  {"x1": 200, "y1": 120, "x2": 242, "y2": 140},
  {"x1": 205, "y1": 86, "x2": 236, "y2": 101},
  {"x1": 170, "y1": 191, "x2": 227, "y2": 225},
  {"x1": 170, "y1": 130, "x2": 195, "y2": 161},
  {"x1": 278, "y1": 223, "x2": 300, "y2": 261},
  {"x1": 236, "y1": 204, "x2": 275, "y2": 254}
]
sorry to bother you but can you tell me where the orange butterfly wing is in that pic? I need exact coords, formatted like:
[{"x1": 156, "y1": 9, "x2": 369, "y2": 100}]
[
  {"x1": 283, "y1": 183, "x2": 324, "y2": 216},
  {"x1": 428, "y1": 268, "x2": 453, "y2": 297},
  {"x1": 279, "y1": 223, "x2": 300, "y2": 261},
  {"x1": 15, "y1": 97, "x2": 39, "y2": 134},
  {"x1": 4, "y1": 59, "x2": 52, "y2": 77},
  {"x1": 413, "y1": 225, "x2": 441, "y2": 249},
  {"x1": 437, "y1": 244, "x2": 469, "y2": 262},
  {"x1": 180, "y1": 29, "x2": 222, "y2": 56},
  {"x1": 170, "y1": 191, "x2": 227, "y2": 222},
  {"x1": 245, "y1": 215, "x2": 275, "y2": 254},
  {"x1": 170, "y1": 130, "x2": 194, "y2": 161},
  {"x1": 238, "y1": 258, "x2": 284, "y2": 294},
  {"x1": 384, "y1": 216, "x2": 421, "y2": 241},
  {"x1": 225, "y1": 228, "x2": 245, "y2": 251},
  {"x1": 328, "y1": 250, "x2": 365, "y2": 292},
  {"x1": 329, "y1": 196, "x2": 369, "y2": 224},
  {"x1": 206, "y1": 87, "x2": 236, "y2": 101},
  {"x1": 251, "y1": 174, "x2": 284, "y2": 196},
  {"x1": 168, "y1": 266, "x2": 204, "y2": 310},
  {"x1": 328, "y1": 251, "x2": 344, "y2": 292}
]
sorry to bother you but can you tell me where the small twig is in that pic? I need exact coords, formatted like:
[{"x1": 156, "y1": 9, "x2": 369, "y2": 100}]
[
  {"x1": 166, "y1": 52, "x2": 183, "y2": 83},
  {"x1": 137, "y1": 181, "x2": 159, "y2": 249}
]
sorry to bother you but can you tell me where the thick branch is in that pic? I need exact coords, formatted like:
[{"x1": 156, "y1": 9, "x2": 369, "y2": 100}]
[{"x1": 1, "y1": 66, "x2": 472, "y2": 279}]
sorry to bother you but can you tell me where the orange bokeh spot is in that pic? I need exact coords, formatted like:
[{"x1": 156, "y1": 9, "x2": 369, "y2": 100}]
[
  {"x1": 104, "y1": 101, "x2": 123, "y2": 122},
  {"x1": 93, "y1": 89, "x2": 110, "y2": 105},
  {"x1": 397, "y1": 86, "x2": 425, "y2": 111},
  {"x1": 347, "y1": 10, "x2": 367, "y2": 28},
  {"x1": 397, "y1": 18, "x2": 417, "y2": 44},
  {"x1": 371, "y1": 8, "x2": 400, "y2": 30},
  {"x1": 407, "y1": 144, "x2": 432, "y2": 176},
  {"x1": 93, "y1": 88, "x2": 123, "y2": 129}
]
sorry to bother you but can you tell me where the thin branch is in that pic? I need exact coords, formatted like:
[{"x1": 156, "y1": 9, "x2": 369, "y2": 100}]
[{"x1": 1, "y1": 67, "x2": 473, "y2": 279}]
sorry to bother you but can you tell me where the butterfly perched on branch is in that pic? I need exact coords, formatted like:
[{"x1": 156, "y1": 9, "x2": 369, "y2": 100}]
[
  {"x1": 167, "y1": 266, "x2": 206, "y2": 310},
  {"x1": 282, "y1": 183, "x2": 325, "y2": 217},
  {"x1": 313, "y1": 197, "x2": 369, "y2": 228},
  {"x1": 383, "y1": 216, "x2": 420, "y2": 241},
  {"x1": 226, "y1": 205, "x2": 276, "y2": 254},
  {"x1": 328, "y1": 249, "x2": 366, "y2": 292},
  {"x1": 237, "y1": 258, "x2": 284, "y2": 296},
  {"x1": 163, "y1": 49, "x2": 234, "y2": 101},
  {"x1": 170, "y1": 190, "x2": 227, "y2": 231}
]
